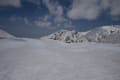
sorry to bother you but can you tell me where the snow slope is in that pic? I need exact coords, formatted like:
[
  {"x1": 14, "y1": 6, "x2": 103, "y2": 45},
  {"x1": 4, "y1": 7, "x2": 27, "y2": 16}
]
[
  {"x1": 0, "y1": 38, "x2": 120, "y2": 80},
  {"x1": 48, "y1": 25, "x2": 120, "y2": 43},
  {"x1": 0, "y1": 29, "x2": 14, "y2": 39}
]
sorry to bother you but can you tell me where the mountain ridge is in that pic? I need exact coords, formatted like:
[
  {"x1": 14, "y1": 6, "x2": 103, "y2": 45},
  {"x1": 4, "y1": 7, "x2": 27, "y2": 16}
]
[{"x1": 47, "y1": 25, "x2": 120, "y2": 43}]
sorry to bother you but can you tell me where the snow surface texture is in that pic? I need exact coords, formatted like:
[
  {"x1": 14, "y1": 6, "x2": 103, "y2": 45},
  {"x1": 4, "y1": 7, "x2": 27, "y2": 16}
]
[
  {"x1": 48, "y1": 25, "x2": 120, "y2": 43},
  {"x1": 0, "y1": 38, "x2": 120, "y2": 80}
]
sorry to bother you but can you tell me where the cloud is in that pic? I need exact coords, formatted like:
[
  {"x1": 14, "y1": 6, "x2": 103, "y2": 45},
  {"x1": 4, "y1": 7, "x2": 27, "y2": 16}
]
[
  {"x1": 64, "y1": 22, "x2": 75, "y2": 29},
  {"x1": 9, "y1": 16, "x2": 24, "y2": 22},
  {"x1": 23, "y1": 18, "x2": 29, "y2": 25},
  {"x1": 54, "y1": 16, "x2": 67, "y2": 23},
  {"x1": 35, "y1": 20, "x2": 51, "y2": 28},
  {"x1": 101, "y1": 0, "x2": 120, "y2": 17},
  {"x1": 0, "y1": 0, "x2": 41, "y2": 7},
  {"x1": 9, "y1": 16, "x2": 17, "y2": 22},
  {"x1": 43, "y1": 0, "x2": 66, "y2": 23},
  {"x1": 9, "y1": 16, "x2": 31, "y2": 25},
  {"x1": 0, "y1": 0, "x2": 21, "y2": 7},
  {"x1": 56, "y1": 19, "x2": 74, "y2": 29},
  {"x1": 43, "y1": 0, "x2": 63, "y2": 16},
  {"x1": 34, "y1": 16, "x2": 52, "y2": 28},
  {"x1": 26, "y1": 0, "x2": 41, "y2": 5},
  {"x1": 67, "y1": 0, "x2": 101, "y2": 20},
  {"x1": 42, "y1": 15, "x2": 50, "y2": 22},
  {"x1": 67, "y1": 0, "x2": 120, "y2": 20}
]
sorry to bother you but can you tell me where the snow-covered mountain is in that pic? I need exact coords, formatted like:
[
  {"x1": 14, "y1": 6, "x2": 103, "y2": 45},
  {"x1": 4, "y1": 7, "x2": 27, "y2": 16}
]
[
  {"x1": 48, "y1": 25, "x2": 120, "y2": 43},
  {"x1": 0, "y1": 27, "x2": 120, "y2": 80},
  {"x1": 0, "y1": 29, "x2": 14, "y2": 39}
]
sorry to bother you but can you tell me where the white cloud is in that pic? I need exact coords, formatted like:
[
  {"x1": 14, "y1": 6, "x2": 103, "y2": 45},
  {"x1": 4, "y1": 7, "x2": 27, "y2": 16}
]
[
  {"x1": 56, "y1": 19, "x2": 74, "y2": 29},
  {"x1": 64, "y1": 23, "x2": 74, "y2": 29},
  {"x1": 9, "y1": 16, "x2": 24, "y2": 22},
  {"x1": 9, "y1": 16, "x2": 31, "y2": 25},
  {"x1": 0, "y1": 0, "x2": 21, "y2": 7},
  {"x1": 55, "y1": 5, "x2": 63, "y2": 16},
  {"x1": 101, "y1": 0, "x2": 110, "y2": 9},
  {"x1": 67, "y1": 0, "x2": 120, "y2": 20},
  {"x1": 34, "y1": 20, "x2": 51, "y2": 28},
  {"x1": 26, "y1": 0, "x2": 41, "y2": 5},
  {"x1": 101, "y1": 0, "x2": 120, "y2": 17},
  {"x1": 23, "y1": 18, "x2": 29, "y2": 25},
  {"x1": 0, "y1": 0, "x2": 41, "y2": 7},
  {"x1": 34, "y1": 16, "x2": 52, "y2": 28},
  {"x1": 67, "y1": 0, "x2": 101, "y2": 20},
  {"x1": 43, "y1": 15, "x2": 50, "y2": 21},
  {"x1": 43, "y1": 0, "x2": 66, "y2": 23},
  {"x1": 54, "y1": 16, "x2": 67, "y2": 23},
  {"x1": 64, "y1": 20, "x2": 75, "y2": 29},
  {"x1": 9, "y1": 16, "x2": 17, "y2": 22},
  {"x1": 43, "y1": 0, "x2": 62, "y2": 15}
]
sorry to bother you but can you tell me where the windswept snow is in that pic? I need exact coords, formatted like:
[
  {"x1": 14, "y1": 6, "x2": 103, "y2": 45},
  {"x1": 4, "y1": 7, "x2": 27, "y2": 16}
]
[
  {"x1": 0, "y1": 38, "x2": 120, "y2": 80},
  {"x1": 48, "y1": 25, "x2": 120, "y2": 43}
]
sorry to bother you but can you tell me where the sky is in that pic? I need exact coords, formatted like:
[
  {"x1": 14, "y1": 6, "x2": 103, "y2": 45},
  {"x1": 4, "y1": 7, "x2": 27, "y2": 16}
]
[{"x1": 0, "y1": 0, "x2": 120, "y2": 38}]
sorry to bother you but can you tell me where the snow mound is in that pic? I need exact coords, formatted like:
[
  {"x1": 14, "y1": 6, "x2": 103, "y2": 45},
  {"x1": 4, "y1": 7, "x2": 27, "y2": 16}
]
[
  {"x1": 0, "y1": 29, "x2": 14, "y2": 39},
  {"x1": 48, "y1": 25, "x2": 120, "y2": 43}
]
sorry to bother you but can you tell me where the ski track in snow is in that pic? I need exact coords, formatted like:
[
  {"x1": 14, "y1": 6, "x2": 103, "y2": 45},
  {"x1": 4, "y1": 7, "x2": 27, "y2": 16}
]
[{"x1": 0, "y1": 38, "x2": 120, "y2": 80}]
